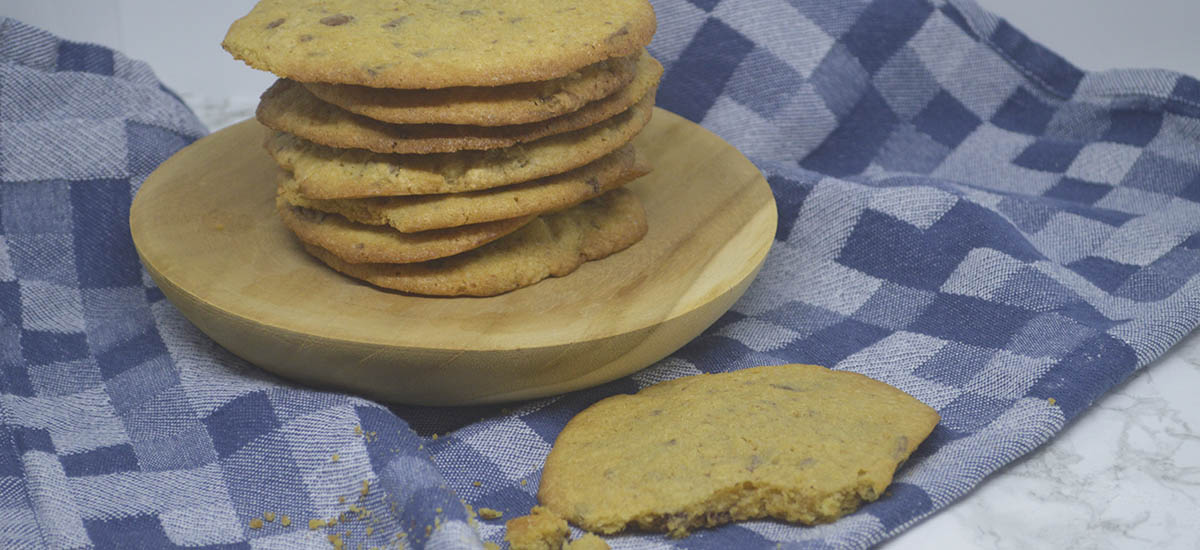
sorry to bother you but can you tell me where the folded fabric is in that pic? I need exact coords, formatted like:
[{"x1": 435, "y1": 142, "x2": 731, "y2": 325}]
[{"x1": 4, "y1": 1, "x2": 1200, "y2": 549}]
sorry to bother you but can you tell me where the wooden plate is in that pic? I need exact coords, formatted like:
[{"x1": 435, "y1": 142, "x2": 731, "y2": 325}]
[{"x1": 130, "y1": 108, "x2": 776, "y2": 406}]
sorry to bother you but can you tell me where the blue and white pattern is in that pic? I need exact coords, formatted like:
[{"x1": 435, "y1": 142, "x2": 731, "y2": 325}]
[{"x1": 3, "y1": 0, "x2": 1200, "y2": 548}]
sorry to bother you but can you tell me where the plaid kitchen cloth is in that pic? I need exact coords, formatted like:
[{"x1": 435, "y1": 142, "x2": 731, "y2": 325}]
[{"x1": 4, "y1": 0, "x2": 1200, "y2": 548}]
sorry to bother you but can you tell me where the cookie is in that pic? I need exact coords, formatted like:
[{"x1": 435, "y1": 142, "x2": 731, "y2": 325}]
[
  {"x1": 505, "y1": 506, "x2": 569, "y2": 550},
  {"x1": 264, "y1": 96, "x2": 654, "y2": 199},
  {"x1": 537, "y1": 364, "x2": 940, "y2": 537},
  {"x1": 255, "y1": 56, "x2": 662, "y2": 154},
  {"x1": 303, "y1": 53, "x2": 641, "y2": 126},
  {"x1": 276, "y1": 195, "x2": 533, "y2": 264},
  {"x1": 300, "y1": 188, "x2": 647, "y2": 296},
  {"x1": 223, "y1": 0, "x2": 656, "y2": 89},
  {"x1": 278, "y1": 145, "x2": 649, "y2": 233}
]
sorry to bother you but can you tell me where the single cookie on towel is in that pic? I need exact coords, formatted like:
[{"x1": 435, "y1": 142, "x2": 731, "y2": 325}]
[
  {"x1": 278, "y1": 144, "x2": 649, "y2": 233},
  {"x1": 301, "y1": 188, "x2": 647, "y2": 296},
  {"x1": 265, "y1": 96, "x2": 654, "y2": 199},
  {"x1": 276, "y1": 195, "x2": 532, "y2": 264},
  {"x1": 303, "y1": 53, "x2": 641, "y2": 126},
  {"x1": 537, "y1": 364, "x2": 941, "y2": 537},
  {"x1": 223, "y1": 0, "x2": 656, "y2": 89},
  {"x1": 255, "y1": 57, "x2": 662, "y2": 154}
]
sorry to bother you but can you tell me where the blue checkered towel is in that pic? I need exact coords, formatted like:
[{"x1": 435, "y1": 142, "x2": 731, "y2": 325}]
[{"x1": 4, "y1": 0, "x2": 1200, "y2": 548}]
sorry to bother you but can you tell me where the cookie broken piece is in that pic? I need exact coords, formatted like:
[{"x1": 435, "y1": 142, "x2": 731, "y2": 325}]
[
  {"x1": 566, "y1": 534, "x2": 610, "y2": 550},
  {"x1": 505, "y1": 506, "x2": 569, "y2": 550},
  {"x1": 538, "y1": 364, "x2": 940, "y2": 537},
  {"x1": 505, "y1": 507, "x2": 611, "y2": 550}
]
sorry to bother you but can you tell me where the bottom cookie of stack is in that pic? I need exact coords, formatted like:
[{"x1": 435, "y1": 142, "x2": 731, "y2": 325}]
[{"x1": 290, "y1": 188, "x2": 647, "y2": 297}]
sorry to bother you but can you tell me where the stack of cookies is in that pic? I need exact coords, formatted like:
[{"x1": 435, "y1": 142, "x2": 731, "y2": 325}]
[{"x1": 222, "y1": 0, "x2": 661, "y2": 296}]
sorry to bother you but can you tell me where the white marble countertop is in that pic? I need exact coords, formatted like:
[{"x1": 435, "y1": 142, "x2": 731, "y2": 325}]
[
  {"x1": 885, "y1": 330, "x2": 1200, "y2": 550},
  {"x1": 189, "y1": 102, "x2": 1200, "y2": 550}
]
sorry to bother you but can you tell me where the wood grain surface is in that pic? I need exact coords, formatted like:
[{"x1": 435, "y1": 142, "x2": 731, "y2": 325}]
[{"x1": 130, "y1": 108, "x2": 776, "y2": 405}]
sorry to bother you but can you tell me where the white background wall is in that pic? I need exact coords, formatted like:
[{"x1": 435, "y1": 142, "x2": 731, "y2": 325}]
[
  {"x1": 4, "y1": 0, "x2": 1200, "y2": 128},
  {"x1": 2, "y1": 0, "x2": 269, "y2": 102}
]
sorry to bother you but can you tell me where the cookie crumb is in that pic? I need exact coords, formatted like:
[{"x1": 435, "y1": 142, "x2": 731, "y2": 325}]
[
  {"x1": 478, "y1": 507, "x2": 504, "y2": 520},
  {"x1": 309, "y1": 518, "x2": 326, "y2": 530},
  {"x1": 472, "y1": 481, "x2": 482, "y2": 487},
  {"x1": 361, "y1": 480, "x2": 370, "y2": 497},
  {"x1": 327, "y1": 533, "x2": 345, "y2": 549},
  {"x1": 281, "y1": 515, "x2": 292, "y2": 527},
  {"x1": 1047, "y1": 397, "x2": 1057, "y2": 406},
  {"x1": 332, "y1": 453, "x2": 340, "y2": 462},
  {"x1": 264, "y1": 512, "x2": 276, "y2": 522},
  {"x1": 249, "y1": 518, "x2": 264, "y2": 529}
]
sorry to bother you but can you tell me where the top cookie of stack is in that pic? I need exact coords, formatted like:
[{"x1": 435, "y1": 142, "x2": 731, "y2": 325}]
[
  {"x1": 222, "y1": 0, "x2": 661, "y2": 297},
  {"x1": 223, "y1": 0, "x2": 655, "y2": 90}
]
